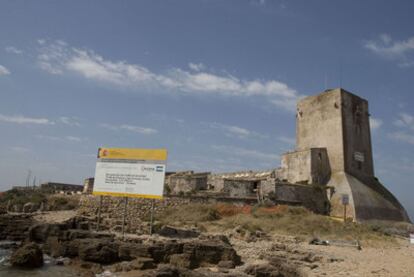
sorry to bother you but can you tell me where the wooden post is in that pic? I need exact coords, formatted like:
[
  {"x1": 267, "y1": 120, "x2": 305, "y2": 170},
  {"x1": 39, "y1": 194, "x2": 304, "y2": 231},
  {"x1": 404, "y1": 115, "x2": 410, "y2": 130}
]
[
  {"x1": 149, "y1": 199, "x2": 155, "y2": 235},
  {"x1": 122, "y1": 197, "x2": 128, "y2": 239},
  {"x1": 97, "y1": 195, "x2": 103, "y2": 231}
]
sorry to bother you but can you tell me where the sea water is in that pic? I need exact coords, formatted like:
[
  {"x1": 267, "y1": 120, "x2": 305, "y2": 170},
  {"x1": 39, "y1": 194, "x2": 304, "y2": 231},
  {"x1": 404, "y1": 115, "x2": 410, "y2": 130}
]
[{"x1": 0, "y1": 241, "x2": 79, "y2": 277}]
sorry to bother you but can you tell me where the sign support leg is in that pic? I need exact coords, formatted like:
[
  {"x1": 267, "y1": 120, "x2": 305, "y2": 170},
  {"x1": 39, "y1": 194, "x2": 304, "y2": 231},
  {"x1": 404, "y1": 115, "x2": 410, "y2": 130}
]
[
  {"x1": 149, "y1": 199, "x2": 155, "y2": 235},
  {"x1": 343, "y1": 204, "x2": 347, "y2": 222},
  {"x1": 97, "y1": 195, "x2": 103, "y2": 231},
  {"x1": 122, "y1": 197, "x2": 128, "y2": 239}
]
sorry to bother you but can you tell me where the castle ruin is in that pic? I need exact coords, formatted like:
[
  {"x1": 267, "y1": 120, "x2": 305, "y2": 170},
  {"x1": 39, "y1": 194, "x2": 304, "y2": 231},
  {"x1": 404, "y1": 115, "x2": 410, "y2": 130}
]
[
  {"x1": 83, "y1": 88, "x2": 410, "y2": 222},
  {"x1": 277, "y1": 88, "x2": 409, "y2": 222}
]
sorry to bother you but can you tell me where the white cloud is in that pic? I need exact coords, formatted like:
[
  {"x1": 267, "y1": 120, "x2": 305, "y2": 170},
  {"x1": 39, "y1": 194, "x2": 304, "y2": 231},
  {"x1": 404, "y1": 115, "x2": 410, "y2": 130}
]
[
  {"x1": 35, "y1": 134, "x2": 84, "y2": 143},
  {"x1": 36, "y1": 40, "x2": 300, "y2": 112},
  {"x1": 389, "y1": 113, "x2": 414, "y2": 145},
  {"x1": 388, "y1": 132, "x2": 414, "y2": 145},
  {"x1": 370, "y1": 117, "x2": 383, "y2": 130},
  {"x1": 65, "y1": 136, "x2": 83, "y2": 142},
  {"x1": 188, "y1": 63, "x2": 205, "y2": 72},
  {"x1": 59, "y1": 116, "x2": 81, "y2": 127},
  {"x1": 100, "y1": 123, "x2": 158, "y2": 135},
  {"x1": 364, "y1": 34, "x2": 414, "y2": 57},
  {"x1": 277, "y1": 136, "x2": 295, "y2": 145},
  {"x1": 364, "y1": 34, "x2": 414, "y2": 66},
  {"x1": 394, "y1": 113, "x2": 414, "y2": 130},
  {"x1": 212, "y1": 145, "x2": 279, "y2": 161},
  {"x1": 10, "y1": 146, "x2": 30, "y2": 153},
  {"x1": 205, "y1": 122, "x2": 267, "y2": 139},
  {"x1": 0, "y1": 114, "x2": 54, "y2": 125},
  {"x1": 0, "y1": 65, "x2": 10, "y2": 75},
  {"x1": 399, "y1": 61, "x2": 414, "y2": 68},
  {"x1": 5, "y1": 46, "x2": 23, "y2": 54},
  {"x1": 119, "y1": 124, "x2": 158, "y2": 135}
]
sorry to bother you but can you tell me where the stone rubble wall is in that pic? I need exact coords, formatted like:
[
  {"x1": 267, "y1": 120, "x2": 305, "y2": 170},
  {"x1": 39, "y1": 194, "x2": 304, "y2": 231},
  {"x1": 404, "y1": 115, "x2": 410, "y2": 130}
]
[{"x1": 77, "y1": 195, "x2": 256, "y2": 234}]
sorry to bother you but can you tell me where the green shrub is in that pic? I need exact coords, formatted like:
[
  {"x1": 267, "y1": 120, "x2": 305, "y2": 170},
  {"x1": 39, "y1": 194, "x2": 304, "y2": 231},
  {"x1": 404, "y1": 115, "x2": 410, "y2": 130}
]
[{"x1": 0, "y1": 189, "x2": 46, "y2": 206}]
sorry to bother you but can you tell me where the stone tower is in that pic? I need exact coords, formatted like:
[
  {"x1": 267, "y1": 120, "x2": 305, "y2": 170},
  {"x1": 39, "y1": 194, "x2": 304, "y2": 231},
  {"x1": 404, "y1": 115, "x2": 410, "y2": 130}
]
[
  {"x1": 296, "y1": 88, "x2": 374, "y2": 180},
  {"x1": 280, "y1": 88, "x2": 409, "y2": 222}
]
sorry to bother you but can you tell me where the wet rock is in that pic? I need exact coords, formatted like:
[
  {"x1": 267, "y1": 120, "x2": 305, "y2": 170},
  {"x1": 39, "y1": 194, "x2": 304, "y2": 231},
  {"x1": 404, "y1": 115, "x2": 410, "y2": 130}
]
[
  {"x1": 0, "y1": 214, "x2": 33, "y2": 241},
  {"x1": 78, "y1": 260, "x2": 104, "y2": 274},
  {"x1": 182, "y1": 239, "x2": 242, "y2": 267},
  {"x1": 0, "y1": 240, "x2": 19, "y2": 250},
  {"x1": 118, "y1": 242, "x2": 152, "y2": 260},
  {"x1": 54, "y1": 257, "x2": 70, "y2": 266},
  {"x1": 155, "y1": 264, "x2": 181, "y2": 277},
  {"x1": 63, "y1": 229, "x2": 115, "y2": 240},
  {"x1": 218, "y1": 260, "x2": 235, "y2": 269},
  {"x1": 11, "y1": 204, "x2": 23, "y2": 213},
  {"x1": 0, "y1": 204, "x2": 7, "y2": 215},
  {"x1": 149, "y1": 241, "x2": 184, "y2": 263},
  {"x1": 80, "y1": 271, "x2": 95, "y2": 277},
  {"x1": 23, "y1": 202, "x2": 39, "y2": 213},
  {"x1": 78, "y1": 239, "x2": 119, "y2": 264},
  {"x1": 158, "y1": 226, "x2": 200, "y2": 238},
  {"x1": 169, "y1": 253, "x2": 197, "y2": 269},
  {"x1": 28, "y1": 223, "x2": 67, "y2": 243},
  {"x1": 10, "y1": 242, "x2": 44, "y2": 268},
  {"x1": 112, "y1": 257, "x2": 156, "y2": 272},
  {"x1": 244, "y1": 264, "x2": 283, "y2": 277}
]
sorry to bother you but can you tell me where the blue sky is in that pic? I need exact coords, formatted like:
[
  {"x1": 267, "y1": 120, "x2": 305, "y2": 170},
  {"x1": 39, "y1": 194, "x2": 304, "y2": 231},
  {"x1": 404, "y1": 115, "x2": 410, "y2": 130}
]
[{"x1": 0, "y1": 1, "x2": 413, "y2": 220}]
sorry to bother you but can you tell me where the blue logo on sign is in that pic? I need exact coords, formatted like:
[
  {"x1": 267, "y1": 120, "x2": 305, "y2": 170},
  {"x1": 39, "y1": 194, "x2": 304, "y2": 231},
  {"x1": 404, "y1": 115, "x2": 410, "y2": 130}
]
[{"x1": 156, "y1": 166, "x2": 164, "y2": 172}]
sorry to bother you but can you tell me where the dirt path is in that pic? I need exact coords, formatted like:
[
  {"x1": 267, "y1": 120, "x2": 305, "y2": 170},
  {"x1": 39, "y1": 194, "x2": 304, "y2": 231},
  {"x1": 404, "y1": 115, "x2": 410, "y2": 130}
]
[
  {"x1": 230, "y1": 234, "x2": 414, "y2": 277},
  {"x1": 33, "y1": 210, "x2": 77, "y2": 223},
  {"x1": 305, "y1": 240, "x2": 414, "y2": 277}
]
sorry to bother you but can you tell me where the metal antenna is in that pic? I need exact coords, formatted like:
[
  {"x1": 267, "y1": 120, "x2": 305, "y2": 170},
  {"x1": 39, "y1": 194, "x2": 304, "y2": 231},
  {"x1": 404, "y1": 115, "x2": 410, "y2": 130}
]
[
  {"x1": 26, "y1": 170, "x2": 32, "y2": 188},
  {"x1": 339, "y1": 57, "x2": 343, "y2": 89}
]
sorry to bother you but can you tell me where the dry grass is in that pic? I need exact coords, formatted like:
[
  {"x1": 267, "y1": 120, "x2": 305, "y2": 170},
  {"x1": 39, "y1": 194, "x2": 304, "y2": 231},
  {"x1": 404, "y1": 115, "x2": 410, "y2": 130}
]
[
  {"x1": 157, "y1": 203, "x2": 412, "y2": 245},
  {"x1": 158, "y1": 203, "x2": 220, "y2": 226},
  {"x1": 47, "y1": 195, "x2": 80, "y2": 210}
]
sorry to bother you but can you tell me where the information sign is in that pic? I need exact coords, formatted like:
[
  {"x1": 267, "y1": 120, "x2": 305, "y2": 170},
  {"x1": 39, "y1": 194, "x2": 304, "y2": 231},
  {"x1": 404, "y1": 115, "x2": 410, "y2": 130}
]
[{"x1": 93, "y1": 148, "x2": 167, "y2": 199}]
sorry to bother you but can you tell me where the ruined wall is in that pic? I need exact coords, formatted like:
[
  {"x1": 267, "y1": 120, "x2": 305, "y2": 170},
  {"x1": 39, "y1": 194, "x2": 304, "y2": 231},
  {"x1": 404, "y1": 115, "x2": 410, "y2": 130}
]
[
  {"x1": 167, "y1": 173, "x2": 209, "y2": 194},
  {"x1": 274, "y1": 183, "x2": 329, "y2": 214},
  {"x1": 77, "y1": 195, "x2": 258, "y2": 234},
  {"x1": 169, "y1": 175, "x2": 196, "y2": 194},
  {"x1": 260, "y1": 179, "x2": 276, "y2": 195},
  {"x1": 222, "y1": 180, "x2": 257, "y2": 198},
  {"x1": 279, "y1": 148, "x2": 330, "y2": 185},
  {"x1": 208, "y1": 171, "x2": 272, "y2": 193},
  {"x1": 208, "y1": 175, "x2": 225, "y2": 192}
]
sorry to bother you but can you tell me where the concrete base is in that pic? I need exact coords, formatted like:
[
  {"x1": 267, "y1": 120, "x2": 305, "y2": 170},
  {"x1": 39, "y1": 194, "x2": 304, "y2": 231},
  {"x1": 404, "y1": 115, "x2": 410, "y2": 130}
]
[{"x1": 328, "y1": 172, "x2": 410, "y2": 222}]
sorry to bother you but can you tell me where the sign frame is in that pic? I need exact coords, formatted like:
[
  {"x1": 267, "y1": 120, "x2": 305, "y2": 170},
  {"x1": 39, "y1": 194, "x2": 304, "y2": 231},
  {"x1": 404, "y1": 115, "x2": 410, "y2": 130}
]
[{"x1": 93, "y1": 147, "x2": 167, "y2": 199}]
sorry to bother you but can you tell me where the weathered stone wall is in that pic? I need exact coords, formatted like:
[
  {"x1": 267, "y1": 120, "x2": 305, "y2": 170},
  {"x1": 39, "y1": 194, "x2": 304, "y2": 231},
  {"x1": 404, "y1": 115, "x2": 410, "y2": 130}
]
[
  {"x1": 208, "y1": 170, "x2": 273, "y2": 193},
  {"x1": 222, "y1": 180, "x2": 256, "y2": 198},
  {"x1": 341, "y1": 91, "x2": 374, "y2": 180},
  {"x1": 77, "y1": 195, "x2": 258, "y2": 234},
  {"x1": 274, "y1": 183, "x2": 329, "y2": 214},
  {"x1": 278, "y1": 148, "x2": 330, "y2": 185},
  {"x1": 296, "y1": 89, "x2": 344, "y2": 172}
]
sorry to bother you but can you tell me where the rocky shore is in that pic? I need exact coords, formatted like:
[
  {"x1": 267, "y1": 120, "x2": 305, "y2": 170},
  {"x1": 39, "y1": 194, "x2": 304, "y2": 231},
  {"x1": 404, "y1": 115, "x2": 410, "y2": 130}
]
[
  {"x1": 0, "y1": 212, "x2": 312, "y2": 277},
  {"x1": 1, "y1": 211, "x2": 414, "y2": 276}
]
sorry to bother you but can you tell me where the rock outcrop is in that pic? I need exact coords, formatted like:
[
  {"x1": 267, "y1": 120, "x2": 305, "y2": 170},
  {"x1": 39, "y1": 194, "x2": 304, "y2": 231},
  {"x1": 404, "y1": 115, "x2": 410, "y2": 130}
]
[
  {"x1": 0, "y1": 214, "x2": 34, "y2": 241},
  {"x1": 10, "y1": 242, "x2": 44, "y2": 268}
]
